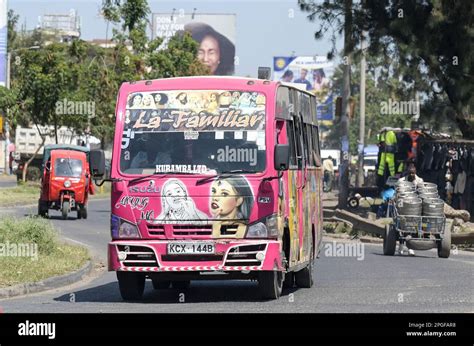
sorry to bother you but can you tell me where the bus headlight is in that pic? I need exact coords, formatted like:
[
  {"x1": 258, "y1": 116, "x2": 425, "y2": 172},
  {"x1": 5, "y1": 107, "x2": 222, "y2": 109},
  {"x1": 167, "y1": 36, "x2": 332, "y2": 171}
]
[
  {"x1": 118, "y1": 220, "x2": 140, "y2": 238},
  {"x1": 246, "y1": 214, "x2": 279, "y2": 239},
  {"x1": 64, "y1": 180, "x2": 72, "y2": 188},
  {"x1": 111, "y1": 215, "x2": 140, "y2": 239}
]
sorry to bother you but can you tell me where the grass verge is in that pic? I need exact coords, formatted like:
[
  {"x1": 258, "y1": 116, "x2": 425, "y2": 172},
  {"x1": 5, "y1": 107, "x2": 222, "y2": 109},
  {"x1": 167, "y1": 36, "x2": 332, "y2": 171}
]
[
  {"x1": 0, "y1": 181, "x2": 110, "y2": 207},
  {"x1": 0, "y1": 183, "x2": 40, "y2": 207},
  {"x1": 0, "y1": 216, "x2": 89, "y2": 288}
]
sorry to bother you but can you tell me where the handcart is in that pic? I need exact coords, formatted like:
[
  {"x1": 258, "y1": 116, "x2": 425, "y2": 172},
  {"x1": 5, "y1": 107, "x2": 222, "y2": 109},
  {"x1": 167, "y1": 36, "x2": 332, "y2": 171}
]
[{"x1": 383, "y1": 199, "x2": 452, "y2": 258}]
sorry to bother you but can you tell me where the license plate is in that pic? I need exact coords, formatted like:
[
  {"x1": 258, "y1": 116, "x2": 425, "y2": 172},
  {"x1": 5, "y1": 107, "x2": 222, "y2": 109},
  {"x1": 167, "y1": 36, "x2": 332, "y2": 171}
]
[{"x1": 167, "y1": 242, "x2": 215, "y2": 255}]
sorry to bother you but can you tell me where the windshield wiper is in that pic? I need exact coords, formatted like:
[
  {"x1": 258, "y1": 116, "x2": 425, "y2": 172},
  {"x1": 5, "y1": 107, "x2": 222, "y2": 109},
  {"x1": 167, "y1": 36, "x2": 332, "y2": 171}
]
[
  {"x1": 129, "y1": 171, "x2": 195, "y2": 184},
  {"x1": 196, "y1": 170, "x2": 257, "y2": 186}
]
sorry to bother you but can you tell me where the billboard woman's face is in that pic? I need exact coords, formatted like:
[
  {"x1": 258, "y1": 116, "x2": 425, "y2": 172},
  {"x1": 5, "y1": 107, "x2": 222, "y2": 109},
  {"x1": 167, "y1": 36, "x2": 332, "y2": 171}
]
[{"x1": 198, "y1": 35, "x2": 221, "y2": 74}]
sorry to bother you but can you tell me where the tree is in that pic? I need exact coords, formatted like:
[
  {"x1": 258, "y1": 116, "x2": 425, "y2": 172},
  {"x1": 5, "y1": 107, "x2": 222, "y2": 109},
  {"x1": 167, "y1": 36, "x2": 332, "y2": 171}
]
[{"x1": 300, "y1": 0, "x2": 474, "y2": 139}]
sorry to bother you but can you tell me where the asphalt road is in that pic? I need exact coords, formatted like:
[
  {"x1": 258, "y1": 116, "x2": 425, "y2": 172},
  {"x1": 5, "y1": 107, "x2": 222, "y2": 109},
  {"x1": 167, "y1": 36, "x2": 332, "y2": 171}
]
[
  {"x1": 0, "y1": 176, "x2": 17, "y2": 189},
  {"x1": 0, "y1": 199, "x2": 473, "y2": 313}
]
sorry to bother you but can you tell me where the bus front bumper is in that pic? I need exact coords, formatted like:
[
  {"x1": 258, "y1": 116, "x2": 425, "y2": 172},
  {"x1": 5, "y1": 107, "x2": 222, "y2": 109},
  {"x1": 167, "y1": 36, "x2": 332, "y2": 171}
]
[{"x1": 108, "y1": 240, "x2": 284, "y2": 272}]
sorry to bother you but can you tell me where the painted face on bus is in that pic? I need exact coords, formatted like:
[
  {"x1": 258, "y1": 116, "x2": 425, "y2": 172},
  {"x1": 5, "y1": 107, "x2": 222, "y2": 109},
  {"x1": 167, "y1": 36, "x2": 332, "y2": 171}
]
[
  {"x1": 142, "y1": 94, "x2": 154, "y2": 107},
  {"x1": 164, "y1": 182, "x2": 187, "y2": 209},
  {"x1": 197, "y1": 35, "x2": 221, "y2": 74},
  {"x1": 210, "y1": 180, "x2": 243, "y2": 219},
  {"x1": 132, "y1": 94, "x2": 142, "y2": 107}
]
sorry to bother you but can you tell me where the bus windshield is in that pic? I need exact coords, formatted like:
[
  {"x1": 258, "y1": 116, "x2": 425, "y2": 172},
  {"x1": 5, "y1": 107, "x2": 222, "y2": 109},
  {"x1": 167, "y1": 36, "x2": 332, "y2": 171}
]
[{"x1": 120, "y1": 90, "x2": 267, "y2": 175}]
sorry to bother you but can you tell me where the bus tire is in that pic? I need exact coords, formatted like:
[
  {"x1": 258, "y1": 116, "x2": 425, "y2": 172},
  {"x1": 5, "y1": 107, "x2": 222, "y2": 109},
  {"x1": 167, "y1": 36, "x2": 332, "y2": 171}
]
[
  {"x1": 258, "y1": 271, "x2": 283, "y2": 299},
  {"x1": 383, "y1": 224, "x2": 397, "y2": 256},
  {"x1": 283, "y1": 271, "x2": 294, "y2": 289},
  {"x1": 438, "y1": 222, "x2": 452, "y2": 258},
  {"x1": 295, "y1": 260, "x2": 314, "y2": 288},
  {"x1": 152, "y1": 279, "x2": 171, "y2": 289},
  {"x1": 117, "y1": 271, "x2": 145, "y2": 301},
  {"x1": 171, "y1": 281, "x2": 190, "y2": 289}
]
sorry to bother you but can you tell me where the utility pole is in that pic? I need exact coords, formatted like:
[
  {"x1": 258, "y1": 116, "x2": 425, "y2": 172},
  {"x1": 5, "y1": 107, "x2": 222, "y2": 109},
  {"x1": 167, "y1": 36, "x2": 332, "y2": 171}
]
[
  {"x1": 4, "y1": 52, "x2": 11, "y2": 175},
  {"x1": 357, "y1": 31, "x2": 367, "y2": 187},
  {"x1": 338, "y1": 0, "x2": 353, "y2": 209}
]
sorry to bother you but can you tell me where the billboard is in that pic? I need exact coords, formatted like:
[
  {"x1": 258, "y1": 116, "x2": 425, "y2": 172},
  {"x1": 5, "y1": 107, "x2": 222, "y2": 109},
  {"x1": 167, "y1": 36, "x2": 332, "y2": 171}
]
[
  {"x1": 274, "y1": 56, "x2": 335, "y2": 122},
  {"x1": 152, "y1": 13, "x2": 236, "y2": 76},
  {"x1": 0, "y1": 0, "x2": 7, "y2": 87}
]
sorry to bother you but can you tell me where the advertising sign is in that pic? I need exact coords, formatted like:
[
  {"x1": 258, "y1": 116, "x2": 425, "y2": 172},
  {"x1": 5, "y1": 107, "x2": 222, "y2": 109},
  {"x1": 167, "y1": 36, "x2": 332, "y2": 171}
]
[
  {"x1": 274, "y1": 55, "x2": 335, "y2": 122},
  {"x1": 153, "y1": 13, "x2": 236, "y2": 75}
]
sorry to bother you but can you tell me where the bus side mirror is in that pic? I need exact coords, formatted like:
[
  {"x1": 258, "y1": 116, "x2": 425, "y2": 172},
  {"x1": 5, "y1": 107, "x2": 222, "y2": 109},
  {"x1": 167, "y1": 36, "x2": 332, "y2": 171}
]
[
  {"x1": 90, "y1": 149, "x2": 105, "y2": 178},
  {"x1": 274, "y1": 144, "x2": 289, "y2": 171}
]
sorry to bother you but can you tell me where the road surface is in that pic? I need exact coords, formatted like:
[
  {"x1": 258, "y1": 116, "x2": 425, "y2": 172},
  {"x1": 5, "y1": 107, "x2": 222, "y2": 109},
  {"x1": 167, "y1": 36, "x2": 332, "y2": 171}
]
[{"x1": 0, "y1": 199, "x2": 473, "y2": 313}]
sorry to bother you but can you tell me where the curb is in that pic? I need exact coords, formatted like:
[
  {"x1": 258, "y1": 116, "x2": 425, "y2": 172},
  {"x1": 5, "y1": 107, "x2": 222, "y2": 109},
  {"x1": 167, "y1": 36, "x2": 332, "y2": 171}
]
[{"x1": 0, "y1": 260, "x2": 92, "y2": 299}]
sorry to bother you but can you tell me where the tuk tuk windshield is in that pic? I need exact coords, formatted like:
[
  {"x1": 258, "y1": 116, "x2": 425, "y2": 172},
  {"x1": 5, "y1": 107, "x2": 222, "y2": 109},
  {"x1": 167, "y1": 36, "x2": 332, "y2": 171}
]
[
  {"x1": 120, "y1": 89, "x2": 267, "y2": 175},
  {"x1": 54, "y1": 158, "x2": 83, "y2": 177}
]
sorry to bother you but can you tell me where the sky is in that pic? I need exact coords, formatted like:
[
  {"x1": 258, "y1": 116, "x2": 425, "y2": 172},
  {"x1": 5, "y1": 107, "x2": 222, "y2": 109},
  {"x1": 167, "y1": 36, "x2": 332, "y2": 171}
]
[{"x1": 8, "y1": 0, "x2": 343, "y2": 77}]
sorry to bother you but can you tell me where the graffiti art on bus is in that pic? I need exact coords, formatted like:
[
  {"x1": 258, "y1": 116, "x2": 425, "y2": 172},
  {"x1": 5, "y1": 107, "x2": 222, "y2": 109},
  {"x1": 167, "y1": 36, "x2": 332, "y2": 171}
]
[
  {"x1": 210, "y1": 175, "x2": 254, "y2": 220},
  {"x1": 155, "y1": 179, "x2": 208, "y2": 224}
]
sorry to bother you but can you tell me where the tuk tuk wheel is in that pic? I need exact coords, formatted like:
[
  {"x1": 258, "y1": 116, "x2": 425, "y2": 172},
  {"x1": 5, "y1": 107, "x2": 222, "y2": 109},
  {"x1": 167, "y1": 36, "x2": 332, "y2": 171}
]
[
  {"x1": 61, "y1": 201, "x2": 69, "y2": 220},
  {"x1": 438, "y1": 221, "x2": 452, "y2": 258},
  {"x1": 383, "y1": 224, "x2": 397, "y2": 256},
  {"x1": 38, "y1": 200, "x2": 48, "y2": 218},
  {"x1": 80, "y1": 206, "x2": 88, "y2": 220}
]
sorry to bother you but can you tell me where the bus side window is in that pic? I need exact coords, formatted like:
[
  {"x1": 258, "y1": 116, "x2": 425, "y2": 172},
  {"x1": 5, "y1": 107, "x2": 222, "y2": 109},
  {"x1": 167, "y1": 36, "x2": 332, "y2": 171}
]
[
  {"x1": 293, "y1": 117, "x2": 304, "y2": 170},
  {"x1": 312, "y1": 125, "x2": 322, "y2": 167},
  {"x1": 304, "y1": 124, "x2": 314, "y2": 167},
  {"x1": 302, "y1": 122, "x2": 311, "y2": 167},
  {"x1": 286, "y1": 120, "x2": 297, "y2": 168}
]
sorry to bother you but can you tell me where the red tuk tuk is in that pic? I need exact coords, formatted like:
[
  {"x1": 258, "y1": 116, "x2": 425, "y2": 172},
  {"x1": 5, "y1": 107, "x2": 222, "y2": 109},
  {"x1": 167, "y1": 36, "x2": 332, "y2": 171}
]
[{"x1": 38, "y1": 145, "x2": 94, "y2": 219}]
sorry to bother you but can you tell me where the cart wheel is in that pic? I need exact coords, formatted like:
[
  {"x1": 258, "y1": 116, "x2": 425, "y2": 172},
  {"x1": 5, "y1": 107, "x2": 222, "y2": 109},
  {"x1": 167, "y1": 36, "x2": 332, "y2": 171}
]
[
  {"x1": 383, "y1": 224, "x2": 397, "y2": 256},
  {"x1": 438, "y1": 221, "x2": 452, "y2": 258},
  {"x1": 61, "y1": 201, "x2": 69, "y2": 220},
  {"x1": 348, "y1": 196, "x2": 359, "y2": 209}
]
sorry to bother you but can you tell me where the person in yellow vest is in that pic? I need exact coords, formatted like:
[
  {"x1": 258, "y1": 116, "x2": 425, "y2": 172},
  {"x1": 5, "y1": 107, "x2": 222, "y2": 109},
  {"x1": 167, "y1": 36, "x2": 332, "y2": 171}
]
[{"x1": 377, "y1": 130, "x2": 397, "y2": 179}]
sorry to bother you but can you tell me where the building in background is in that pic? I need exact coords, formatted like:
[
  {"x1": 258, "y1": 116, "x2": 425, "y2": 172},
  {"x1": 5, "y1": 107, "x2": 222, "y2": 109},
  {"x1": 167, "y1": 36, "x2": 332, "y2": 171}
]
[{"x1": 152, "y1": 13, "x2": 236, "y2": 75}]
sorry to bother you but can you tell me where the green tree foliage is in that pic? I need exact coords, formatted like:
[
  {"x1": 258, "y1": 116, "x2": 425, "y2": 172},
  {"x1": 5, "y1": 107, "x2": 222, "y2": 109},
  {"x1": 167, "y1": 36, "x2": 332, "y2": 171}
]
[{"x1": 299, "y1": 0, "x2": 474, "y2": 139}]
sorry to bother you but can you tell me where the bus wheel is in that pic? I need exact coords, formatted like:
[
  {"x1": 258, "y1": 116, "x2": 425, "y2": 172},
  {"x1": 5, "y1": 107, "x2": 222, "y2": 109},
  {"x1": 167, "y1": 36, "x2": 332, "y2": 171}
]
[
  {"x1": 283, "y1": 271, "x2": 294, "y2": 289},
  {"x1": 295, "y1": 234, "x2": 314, "y2": 288},
  {"x1": 117, "y1": 271, "x2": 145, "y2": 301},
  {"x1": 258, "y1": 271, "x2": 283, "y2": 299},
  {"x1": 295, "y1": 260, "x2": 314, "y2": 288},
  {"x1": 152, "y1": 279, "x2": 171, "y2": 289},
  {"x1": 171, "y1": 281, "x2": 190, "y2": 289}
]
